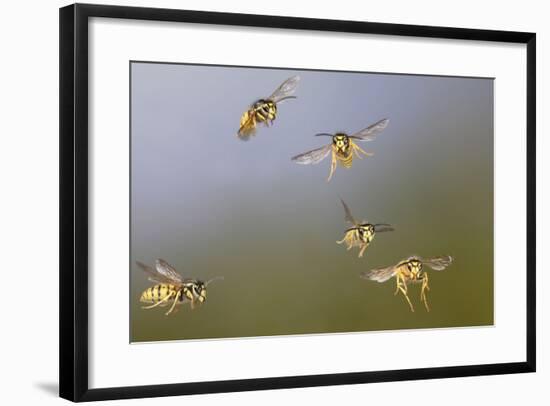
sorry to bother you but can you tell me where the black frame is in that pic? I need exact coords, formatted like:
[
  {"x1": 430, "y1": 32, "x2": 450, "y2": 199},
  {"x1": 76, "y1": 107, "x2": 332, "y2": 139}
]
[{"x1": 59, "y1": 3, "x2": 536, "y2": 402}]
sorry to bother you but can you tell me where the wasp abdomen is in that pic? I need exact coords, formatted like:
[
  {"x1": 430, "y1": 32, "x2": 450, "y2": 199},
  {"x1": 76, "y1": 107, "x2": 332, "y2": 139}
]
[
  {"x1": 140, "y1": 284, "x2": 178, "y2": 304},
  {"x1": 337, "y1": 151, "x2": 354, "y2": 168}
]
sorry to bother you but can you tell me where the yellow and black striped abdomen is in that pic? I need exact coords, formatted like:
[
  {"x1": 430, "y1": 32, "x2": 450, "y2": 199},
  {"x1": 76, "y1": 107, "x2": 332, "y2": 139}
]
[
  {"x1": 140, "y1": 284, "x2": 178, "y2": 304},
  {"x1": 336, "y1": 150, "x2": 354, "y2": 168}
]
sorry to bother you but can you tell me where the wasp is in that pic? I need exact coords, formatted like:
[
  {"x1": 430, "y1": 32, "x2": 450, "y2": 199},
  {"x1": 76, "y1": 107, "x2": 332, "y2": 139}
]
[
  {"x1": 137, "y1": 259, "x2": 223, "y2": 316},
  {"x1": 336, "y1": 199, "x2": 394, "y2": 258},
  {"x1": 360, "y1": 255, "x2": 453, "y2": 312},
  {"x1": 237, "y1": 75, "x2": 300, "y2": 140},
  {"x1": 291, "y1": 118, "x2": 389, "y2": 182}
]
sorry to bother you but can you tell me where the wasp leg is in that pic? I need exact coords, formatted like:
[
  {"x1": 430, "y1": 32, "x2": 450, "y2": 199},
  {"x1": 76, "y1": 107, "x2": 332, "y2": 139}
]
[
  {"x1": 336, "y1": 236, "x2": 353, "y2": 250},
  {"x1": 267, "y1": 112, "x2": 276, "y2": 126},
  {"x1": 353, "y1": 143, "x2": 373, "y2": 157},
  {"x1": 420, "y1": 273, "x2": 430, "y2": 312},
  {"x1": 165, "y1": 291, "x2": 181, "y2": 316},
  {"x1": 358, "y1": 243, "x2": 368, "y2": 258},
  {"x1": 327, "y1": 151, "x2": 337, "y2": 182},
  {"x1": 352, "y1": 144, "x2": 364, "y2": 159},
  {"x1": 399, "y1": 285, "x2": 415, "y2": 312},
  {"x1": 141, "y1": 292, "x2": 174, "y2": 310},
  {"x1": 394, "y1": 273, "x2": 406, "y2": 295},
  {"x1": 343, "y1": 234, "x2": 354, "y2": 250},
  {"x1": 395, "y1": 274, "x2": 414, "y2": 312}
]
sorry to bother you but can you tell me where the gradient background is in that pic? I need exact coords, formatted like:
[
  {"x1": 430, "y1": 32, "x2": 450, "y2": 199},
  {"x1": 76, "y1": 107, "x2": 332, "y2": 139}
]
[{"x1": 130, "y1": 62, "x2": 493, "y2": 343}]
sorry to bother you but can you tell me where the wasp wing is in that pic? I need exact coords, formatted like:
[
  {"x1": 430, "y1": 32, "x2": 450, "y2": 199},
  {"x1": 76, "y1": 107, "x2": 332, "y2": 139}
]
[
  {"x1": 291, "y1": 144, "x2": 332, "y2": 165},
  {"x1": 136, "y1": 261, "x2": 174, "y2": 285},
  {"x1": 339, "y1": 198, "x2": 357, "y2": 226},
  {"x1": 360, "y1": 264, "x2": 399, "y2": 283},
  {"x1": 374, "y1": 223, "x2": 394, "y2": 233},
  {"x1": 269, "y1": 75, "x2": 300, "y2": 103},
  {"x1": 420, "y1": 255, "x2": 453, "y2": 271},
  {"x1": 155, "y1": 259, "x2": 184, "y2": 283},
  {"x1": 349, "y1": 118, "x2": 389, "y2": 142}
]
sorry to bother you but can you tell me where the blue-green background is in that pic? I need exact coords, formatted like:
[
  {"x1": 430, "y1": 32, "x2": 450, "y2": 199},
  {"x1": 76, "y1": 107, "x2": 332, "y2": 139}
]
[{"x1": 130, "y1": 62, "x2": 493, "y2": 342}]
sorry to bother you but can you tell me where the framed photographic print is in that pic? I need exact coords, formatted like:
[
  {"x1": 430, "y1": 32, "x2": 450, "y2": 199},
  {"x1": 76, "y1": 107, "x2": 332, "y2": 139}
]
[{"x1": 59, "y1": 3, "x2": 536, "y2": 402}]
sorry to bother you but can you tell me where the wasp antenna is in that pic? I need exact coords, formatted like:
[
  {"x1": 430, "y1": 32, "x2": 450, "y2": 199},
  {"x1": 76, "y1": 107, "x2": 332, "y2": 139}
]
[
  {"x1": 276, "y1": 96, "x2": 297, "y2": 104},
  {"x1": 374, "y1": 223, "x2": 395, "y2": 233},
  {"x1": 315, "y1": 133, "x2": 333, "y2": 137},
  {"x1": 205, "y1": 276, "x2": 224, "y2": 286},
  {"x1": 339, "y1": 197, "x2": 350, "y2": 211}
]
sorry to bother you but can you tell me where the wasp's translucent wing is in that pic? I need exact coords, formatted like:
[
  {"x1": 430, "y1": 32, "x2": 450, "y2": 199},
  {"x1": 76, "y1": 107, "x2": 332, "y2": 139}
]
[
  {"x1": 155, "y1": 259, "x2": 184, "y2": 283},
  {"x1": 291, "y1": 144, "x2": 332, "y2": 165},
  {"x1": 360, "y1": 264, "x2": 399, "y2": 283},
  {"x1": 339, "y1": 198, "x2": 357, "y2": 226},
  {"x1": 136, "y1": 261, "x2": 173, "y2": 284},
  {"x1": 374, "y1": 223, "x2": 394, "y2": 233},
  {"x1": 268, "y1": 75, "x2": 300, "y2": 103},
  {"x1": 421, "y1": 255, "x2": 453, "y2": 271},
  {"x1": 349, "y1": 118, "x2": 389, "y2": 142}
]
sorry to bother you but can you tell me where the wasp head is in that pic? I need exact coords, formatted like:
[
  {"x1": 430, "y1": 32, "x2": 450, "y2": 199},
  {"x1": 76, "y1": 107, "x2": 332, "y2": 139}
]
[
  {"x1": 408, "y1": 259, "x2": 423, "y2": 279},
  {"x1": 193, "y1": 281, "x2": 207, "y2": 304},
  {"x1": 358, "y1": 224, "x2": 375, "y2": 243},
  {"x1": 332, "y1": 134, "x2": 350, "y2": 153}
]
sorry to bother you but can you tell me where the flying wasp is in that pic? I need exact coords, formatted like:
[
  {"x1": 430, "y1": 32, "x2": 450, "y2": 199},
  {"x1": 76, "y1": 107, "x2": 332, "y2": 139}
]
[
  {"x1": 360, "y1": 255, "x2": 453, "y2": 312},
  {"x1": 291, "y1": 118, "x2": 389, "y2": 182},
  {"x1": 336, "y1": 198, "x2": 394, "y2": 258},
  {"x1": 237, "y1": 75, "x2": 300, "y2": 140},
  {"x1": 137, "y1": 259, "x2": 223, "y2": 316}
]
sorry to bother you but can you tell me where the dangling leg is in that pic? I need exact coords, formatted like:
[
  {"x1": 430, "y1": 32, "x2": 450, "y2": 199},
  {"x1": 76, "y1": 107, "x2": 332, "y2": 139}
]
[
  {"x1": 327, "y1": 151, "x2": 337, "y2": 182},
  {"x1": 394, "y1": 275, "x2": 401, "y2": 296},
  {"x1": 353, "y1": 143, "x2": 373, "y2": 157},
  {"x1": 165, "y1": 291, "x2": 181, "y2": 316},
  {"x1": 338, "y1": 239, "x2": 353, "y2": 250},
  {"x1": 267, "y1": 111, "x2": 276, "y2": 127},
  {"x1": 142, "y1": 292, "x2": 173, "y2": 310},
  {"x1": 336, "y1": 231, "x2": 349, "y2": 245},
  {"x1": 353, "y1": 144, "x2": 364, "y2": 159},
  {"x1": 421, "y1": 273, "x2": 430, "y2": 312},
  {"x1": 395, "y1": 274, "x2": 414, "y2": 312},
  {"x1": 358, "y1": 243, "x2": 369, "y2": 258},
  {"x1": 338, "y1": 233, "x2": 355, "y2": 252},
  {"x1": 399, "y1": 285, "x2": 414, "y2": 312}
]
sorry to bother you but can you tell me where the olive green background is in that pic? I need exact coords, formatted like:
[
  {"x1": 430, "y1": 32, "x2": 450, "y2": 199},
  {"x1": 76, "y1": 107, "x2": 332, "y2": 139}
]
[{"x1": 130, "y1": 62, "x2": 493, "y2": 342}]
